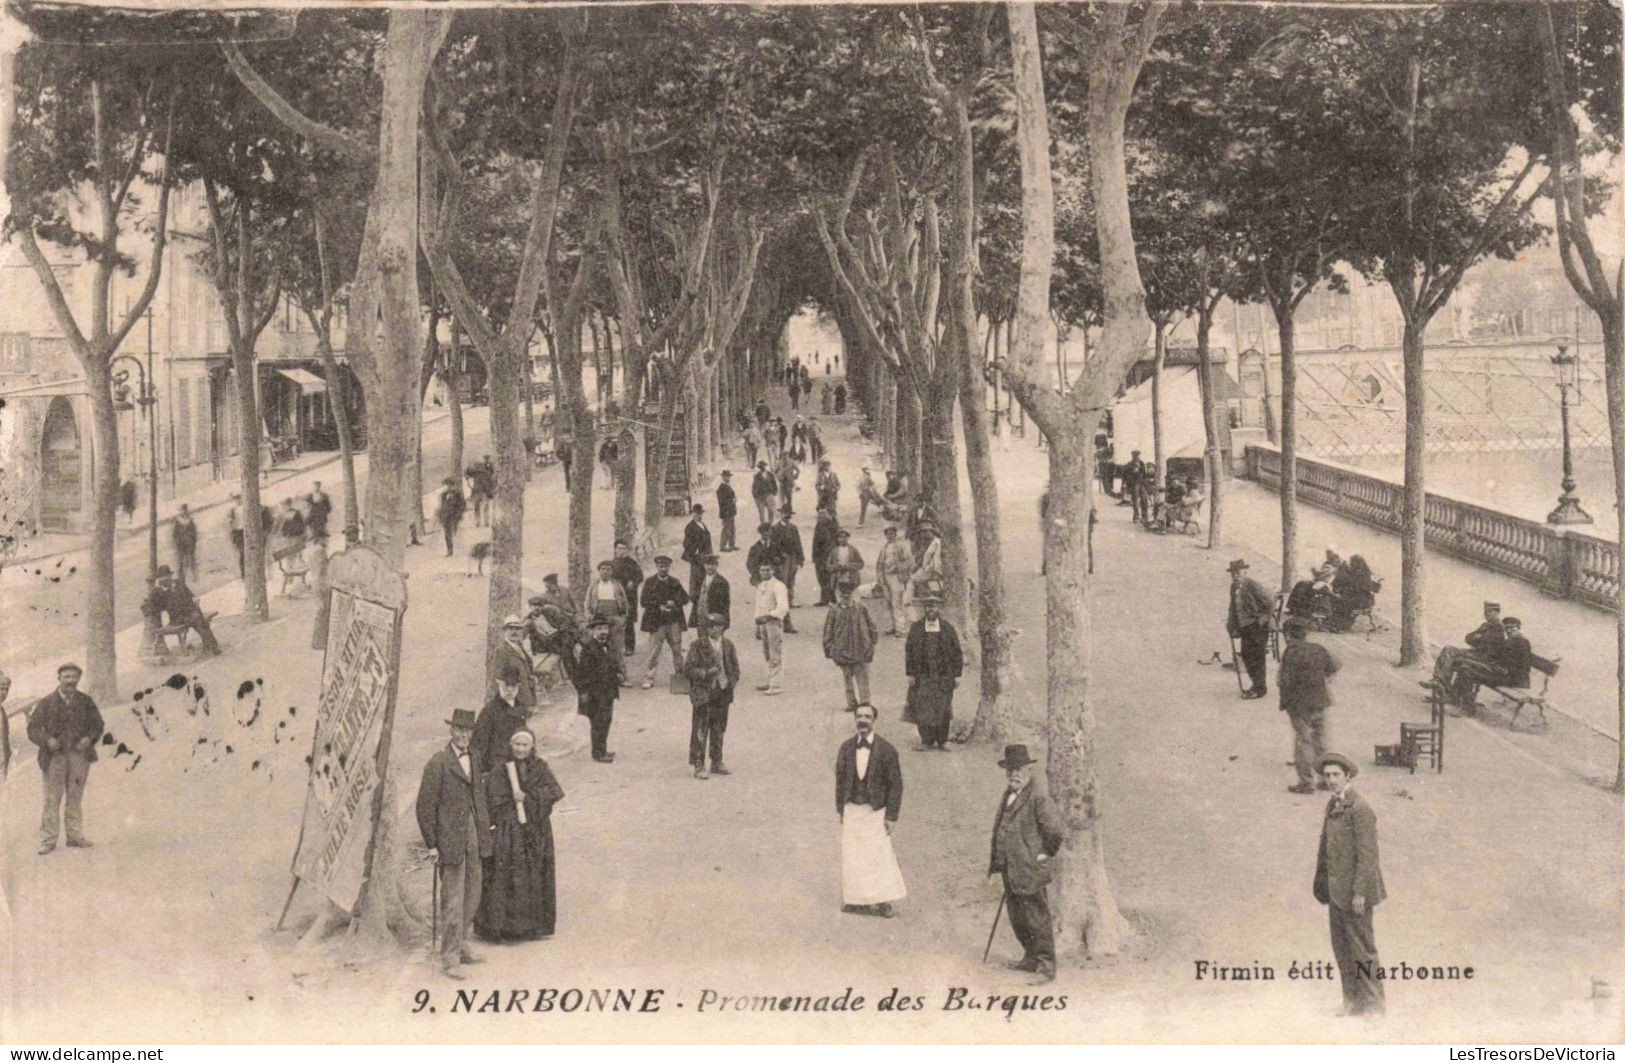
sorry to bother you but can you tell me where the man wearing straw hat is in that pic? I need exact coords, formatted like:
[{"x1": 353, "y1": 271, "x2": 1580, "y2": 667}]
[
  {"x1": 834, "y1": 703, "x2": 905, "y2": 918},
  {"x1": 1313, "y1": 751, "x2": 1387, "y2": 1017},
  {"x1": 415, "y1": 708, "x2": 493, "y2": 979},
  {"x1": 988, "y1": 744, "x2": 1064, "y2": 984}
]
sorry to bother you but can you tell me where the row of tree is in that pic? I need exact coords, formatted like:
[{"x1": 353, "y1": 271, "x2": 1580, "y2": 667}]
[{"x1": 5, "y1": 0, "x2": 1618, "y2": 959}]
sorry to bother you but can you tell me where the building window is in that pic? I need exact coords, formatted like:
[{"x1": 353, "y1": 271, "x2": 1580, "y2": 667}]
[{"x1": 177, "y1": 378, "x2": 193, "y2": 465}]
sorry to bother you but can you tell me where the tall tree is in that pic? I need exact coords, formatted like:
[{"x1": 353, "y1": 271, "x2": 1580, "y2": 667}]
[
  {"x1": 1000, "y1": 1, "x2": 1165, "y2": 957},
  {"x1": 6, "y1": 38, "x2": 179, "y2": 701}
]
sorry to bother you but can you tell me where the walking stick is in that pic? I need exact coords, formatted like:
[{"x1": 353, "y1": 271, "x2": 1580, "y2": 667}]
[
  {"x1": 431, "y1": 858, "x2": 440, "y2": 959},
  {"x1": 982, "y1": 889, "x2": 1009, "y2": 964},
  {"x1": 1226, "y1": 631, "x2": 1246, "y2": 695}
]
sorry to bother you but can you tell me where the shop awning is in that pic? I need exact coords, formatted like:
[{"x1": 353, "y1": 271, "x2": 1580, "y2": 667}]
[{"x1": 277, "y1": 367, "x2": 328, "y2": 392}]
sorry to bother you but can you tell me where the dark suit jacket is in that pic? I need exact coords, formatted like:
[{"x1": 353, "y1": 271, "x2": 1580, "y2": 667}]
[
  {"x1": 746, "y1": 541, "x2": 780, "y2": 584},
  {"x1": 415, "y1": 743, "x2": 494, "y2": 863},
  {"x1": 692, "y1": 573, "x2": 731, "y2": 627},
  {"x1": 989, "y1": 782, "x2": 1065, "y2": 896},
  {"x1": 812, "y1": 517, "x2": 839, "y2": 570},
  {"x1": 574, "y1": 637, "x2": 622, "y2": 705},
  {"x1": 1491, "y1": 634, "x2": 1533, "y2": 687},
  {"x1": 1464, "y1": 620, "x2": 1506, "y2": 652},
  {"x1": 1278, "y1": 639, "x2": 1341, "y2": 716},
  {"x1": 834, "y1": 734, "x2": 903, "y2": 822},
  {"x1": 640, "y1": 573, "x2": 690, "y2": 632},
  {"x1": 470, "y1": 694, "x2": 527, "y2": 780},
  {"x1": 26, "y1": 688, "x2": 103, "y2": 770},
  {"x1": 682, "y1": 520, "x2": 712, "y2": 565},
  {"x1": 716, "y1": 483, "x2": 737, "y2": 519},
  {"x1": 1313, "y1": 788, "x2": 1386, "y2": 911},
  {"x1": 1227, "y1": 576, "x2": 1273, "y2": 634},
  {"x1": 683, "y1": 635, "x2": 740, "y2": 708},
  {"x1": 771, "y1": 522, "x2": 805, "y2": 568}
]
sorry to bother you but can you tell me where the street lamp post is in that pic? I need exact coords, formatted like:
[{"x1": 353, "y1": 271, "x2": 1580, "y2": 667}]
[
  {"x1": 1546, "y1": 342, "x2": 1593, "y2": 526},
  {"x1": 111, "y1": 339, "x2": 160, "y2": 580}
]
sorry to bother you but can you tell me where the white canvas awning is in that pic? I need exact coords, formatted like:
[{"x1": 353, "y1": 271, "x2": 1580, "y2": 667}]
[
  {"x1": 1110, "y1": 366, "x2": 1207, "y2": 461},
  {"x1": 277, "y1": 367, "x2": 328, "y2": 392}
]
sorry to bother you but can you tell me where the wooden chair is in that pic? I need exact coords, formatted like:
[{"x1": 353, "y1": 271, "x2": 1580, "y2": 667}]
[
  {"x1": 277, "y1": 547, "x2": 310, "y2": 595},
  {"x1": 1485, "y1": 654, "x2": 1560, "y2": 730},
  {"x1": 1402, "y1": 690, "x2": 1445, "y2": 773}
]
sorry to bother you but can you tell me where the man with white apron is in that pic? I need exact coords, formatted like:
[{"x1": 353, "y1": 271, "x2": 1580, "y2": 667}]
[{"x1": 833, "y1": 703, "x2": 906, "y2": 917}]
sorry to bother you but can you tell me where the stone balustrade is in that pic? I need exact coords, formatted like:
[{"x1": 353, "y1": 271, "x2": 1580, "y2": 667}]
[{"x1": 1244, "y1": 444, "x2": 1620, "y2": 612}]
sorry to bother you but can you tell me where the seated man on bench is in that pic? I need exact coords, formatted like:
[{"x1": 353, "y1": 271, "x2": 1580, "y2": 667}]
[
  {"x1": 1426, "y1": 601, "x2": 1503, "y2": 705},
  {"x1": 1436, "y1": 612, "x2": 1532, "y2": 713},
  {"x1": 143, "y1": 566, "x2": 223, "y2": 658}
]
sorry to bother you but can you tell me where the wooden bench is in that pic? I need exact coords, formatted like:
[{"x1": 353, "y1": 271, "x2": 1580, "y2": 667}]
[
  {"x1": 145, "y1": 613, "x2": 220, "y2": 660},
  {"x1": 1484, "y1": 654, "x2": 1559, "y2": 730}
]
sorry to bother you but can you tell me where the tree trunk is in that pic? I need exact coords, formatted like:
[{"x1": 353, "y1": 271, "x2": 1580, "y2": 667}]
[
  {"x1": 1150, "y1": 319, "x2": 1167, "y2": 491},
  {"x1": 484, "y1": 332, "x2": 526, "y2": 691},
  {"x1": 1194, "y1": 307, "x2": 1224, "y2": 549},
  {"x1": 1398, "y1": 318, "x2": 1429, "y2": 665},
  {"x1": 1276, "y1": 312, "x2": 1299, "y2": 592},
  {"x1": 615, "y1": 360, "x2": 643, "y2": 544},
  {"x1": 959, "y1": 347, "x2": 1014, "y2": 741},
  {"x1": 919, "y1": 385, "x2": 968, "y2": 635},
  {"x1": 84, "y1": 363, "x2": 121, "y2": 703},
  {"x1": 645, "y1": 385, "x2": 680, "y2": 529},
  {"x1": 897, "y1": 386, "x2": 923, "y2": 492},
  {"x1": 558, "y1": 323, "x2": 596, "y2": 596},
  {"x1": 1045, "y1": 436, "x2": 1133, "y2": 955},
  {"x1": 232, "y1": 352, "x2": 270, "y2": 622},
  {"x1": 1604, "y1": 322, "x2": 1625, "y2": 792},
  {"x1": 446, "y1": 316, "x2": 464, "y2": 486}
]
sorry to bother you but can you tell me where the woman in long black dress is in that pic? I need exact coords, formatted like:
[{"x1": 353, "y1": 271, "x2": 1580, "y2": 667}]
[{"x1": 475, "y1": 730, "x2": 565, "y2": 942}]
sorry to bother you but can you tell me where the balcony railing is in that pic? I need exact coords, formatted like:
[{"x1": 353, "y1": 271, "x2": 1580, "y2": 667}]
[{"x1": 1244, "y1": 444, "x2": 1619, "y2": 612}]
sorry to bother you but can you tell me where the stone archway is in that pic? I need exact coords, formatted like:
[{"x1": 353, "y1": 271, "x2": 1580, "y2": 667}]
[{"x1": 38, "y1": 395, "x2": 82, "y2": 532}]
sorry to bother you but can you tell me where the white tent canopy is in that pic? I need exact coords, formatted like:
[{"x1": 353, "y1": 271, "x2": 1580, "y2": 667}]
[{"x1": 1110, "y1": 366, "x2": 1209, "y2": 462}]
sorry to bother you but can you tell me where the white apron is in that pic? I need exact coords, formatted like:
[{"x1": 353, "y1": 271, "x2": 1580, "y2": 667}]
[{"x1": 840, "y1": 805, "x2": 907, "y2": 905}]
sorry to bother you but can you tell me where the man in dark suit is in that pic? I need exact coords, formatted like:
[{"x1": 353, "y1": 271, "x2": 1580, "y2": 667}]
[
  {"x1": 682, "y1": 504, "x2": 713, "y2": 602},
  {"x1": 746, "y1": 523, "x2": 780, "y2": 589},
  {"x1": 1429, "y1": 602, "x2": 1520, "y2": 711},
  {"x1": 834, "y1": 703, "x2": 906, "y2": 917},
  {"x1": 609, "y1": 540, "x2": 645, "y2": 657},
  {"x1": 770, "y1": 509, "x2": 805, "y2": 632},
  {"x1": 639, "y1": 555, "x2": 690, "y2": 689},
  {"x1": 492, "y1": 616, "x2": 539, "y2": 713},
  {"x1": 27, "y1": 662, "x2": 103, "y2": 855},
  {"x1": 812, "y1": 506, "x2": 840, "y2": 606},
  {"x1": 1279, "y1": 617, "x2": 1341, "y2": 794},
  {"x1": 574, "y1": 616, "x2": 622, "y2": 763},
  {"x1": 415, "y1": 708, "x2": 493, "y2": 979},
  {"x1": 691, "y1": 553, "x2": 730, "y2": 629},
  {"x1": 988, "y1": 744, "x2": 1065, "y2": 983},
  {"x1": 471, "y1": 664, "x2": 529, "y2": 779},
  {"x1": 683, "y1": 612, "x2": 741, "y2": 780},
  {"x1": 1313, "y1": 752, "x2": 1387, "y2": 1017},
  {"x1": 716, "y1": 471, "x2": 739, "y2": 552},
  {"x1": 1226, "y1": 558, "x2": 1273, "y2": 699}
]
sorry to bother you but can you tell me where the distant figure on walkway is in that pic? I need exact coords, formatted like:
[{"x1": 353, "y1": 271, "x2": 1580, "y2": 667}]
[
  {"x1": 584, "y1": 561, "x2": 631, "y2": 679},
  {"x1": 684, "y1": 613, "x2": 740, "y2": 780},
  {"x1": 827, "y1": 529, "x2": 864, "y2": 587},
  {"x1": 475, "y1": 729, "x2": 563, "y2": 943},
  {"x1": 820, "y1": 385, "x2": 833, "y2": 415},
  {"x1": 754, "y1": 399, "x2": 770, "y2": 431},
  {"x1": 823, "y1": 574, "x2": 877, "y2": 712},
  {"x1": 639, "y1": 555, "x2": 690, "y2": 689},
  {"x1": 857, "y1": 467, "x2": 883, "y2": 526},
  {"x1": 682, "y1": 504, "x2": 713, "y2": 602},
  {"x1": 1312, "y1": 752, "x2": 1386, "y2": 1017},
  {"x1": 415, "y1": 708, "x2": 491, "y2": 978},
  {"x1": 435, "y1": 478, "x2": 466, "y2": 558},
  {"x1": 770, "y1": 509, "x2": 805, "y2": 631},
  {"x1": 172, "y1": 503, "x2": 199, "y2": 583},
  {"x1": 467, "y1": 456, "x2": 495, "y2": 527},
  {"x1": 306, "y1": 481, "x2": 332, "y2": 540},
  {"x1": 815, "y1": 459, "x2": 840, "y2": 514},
  {"x1": 494, "y1": 616, "x2": 539, "y2": 714},
  {"x1": 1326, "y1": 554, "x2": 1381, "y2": 633},
  {"x1": 575, "y1": 616, "x2": 622, "y2": 763},
  {"x1": 472, "y1": 664, "x2": 530, "y2": 777},
  {"x1": 988, "y1": 744, "x2": 1063, "y2": 984},
  {"x1": 1226, "y1": 558, "x2": 1272, "y2": 700},
  {"x1": 1121, "y1": 451, "x2": 1149, "y2": 520},
  {"x1": 752, "y1": 561, "x2": 789, "y2": 696},
  {"x1": 1279, "y1": 617, "x2": 1339, "y2": 794},
  {"x1": 597, "y1": 436, "x2": 618, "y2": 490},
  {"x1": 875, "y1": 526, "x2": 914, "y2": 637},
  {"x1": 752, "y1": 462, "x2": 779, "y2": 527},
  {"x1": 228, "y1": 494, "x2": 246, "y2": 576},
  {"x1": 717, "y1": 472, "x2": 738, "y2": 552},
  {"x1": 833, "y1": 383, "x2": 847, "y2": 415},
  {"x1": 609, "y1": 541, "x2": 644, "y2": 657},
  {"x1": 143, "y1": 566, "x2": 222, "y2": 657},
  {"x1": 835, "y1": 703, "x2": 905, "y2": 918},
  {"x1": 272, "y1": 498, "x2": 305, "y2": 565},
  {"x1": 0, "y1": 668, "x2": 12, "y2": 785},
  {"x1": 742, "y1": 424, "x2": 760, "y2": 468},
  {"x1": 908, "y1": 525, "x2": 944, "y2": 621},
  {"x1": 812, "y1": 507, "x2": 840, "y2": 606},
  {"x1": 556, "y1": 434, "x2": 573, "y2": 492},
  {"x1": 119, "y1": 479, "x2": 137, "y2": 523},
  {"x1": 692, "y1": 553, "x2": 729, "y2": 630},
  {"x1": 28, "y1": 662, "x2": 102, "y2": 856},
  {"x1": 903, "y1": 593, "x2": 962, "y2": 749}
]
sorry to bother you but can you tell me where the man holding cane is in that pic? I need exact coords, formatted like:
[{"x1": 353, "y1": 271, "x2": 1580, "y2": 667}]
[
  {"x1": 415, "y1": 709, "x2": 492, "y2": 979},
  {"x1": 987, "y1": 744, "x2": 1064, "y2": 984}
]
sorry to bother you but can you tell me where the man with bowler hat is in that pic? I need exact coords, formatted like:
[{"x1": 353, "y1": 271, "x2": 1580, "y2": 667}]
[
  {"x1": 1226, "y1": 558, "x2": 1273, "y2": 699},
  {"x1": 683, "y1": 613, "x2": 740, "y2": 779},
  {"x1": 28, "y1": 662, "x2": 103, "y2": 855},
  {"x1": 1313, "y1": 751, "x2": 1386, "y2": 1017},
  {"x1": 988, "y1": 744, "x2": 1064, "y2": 983},
  {"x1": 682, "y1": 503, "x2": 713, "y2": 602},
  {"x1": 716, "y1": 471, "x2": 739, "y2": 552},
  {"x1": 415, "y1": 708, "x2": 493, "y2": 978},
  {"x1": 575, "y1": 616, "x2": 622, "y2": 762}
]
